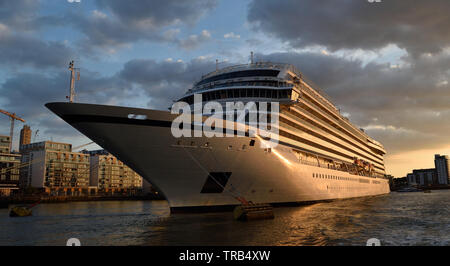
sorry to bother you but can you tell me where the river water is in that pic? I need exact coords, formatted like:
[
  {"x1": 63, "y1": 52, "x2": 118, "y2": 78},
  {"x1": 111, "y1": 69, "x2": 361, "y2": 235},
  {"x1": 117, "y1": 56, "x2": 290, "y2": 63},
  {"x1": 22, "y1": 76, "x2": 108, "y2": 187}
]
[{"x1": 1, "y1": 190, "x2": 449, "y2": 246}]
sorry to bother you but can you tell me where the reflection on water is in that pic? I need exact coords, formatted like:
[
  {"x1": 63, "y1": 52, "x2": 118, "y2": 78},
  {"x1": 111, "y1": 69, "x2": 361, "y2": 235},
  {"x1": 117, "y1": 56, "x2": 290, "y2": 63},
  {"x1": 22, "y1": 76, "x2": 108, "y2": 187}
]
[{"x1": 0, "y1": 190, "x2": 449, "y2": 246}]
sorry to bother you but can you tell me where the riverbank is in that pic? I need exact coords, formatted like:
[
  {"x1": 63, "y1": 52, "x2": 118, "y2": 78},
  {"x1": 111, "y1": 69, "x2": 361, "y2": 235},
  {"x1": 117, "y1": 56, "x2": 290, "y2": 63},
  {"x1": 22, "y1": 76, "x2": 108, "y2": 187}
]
[
  {"x1": 391, "y1": 185, "x2": 450, "y2": 191},
  {"x1": 0, "y1": 194, "x2": 165, "y2": 206}
]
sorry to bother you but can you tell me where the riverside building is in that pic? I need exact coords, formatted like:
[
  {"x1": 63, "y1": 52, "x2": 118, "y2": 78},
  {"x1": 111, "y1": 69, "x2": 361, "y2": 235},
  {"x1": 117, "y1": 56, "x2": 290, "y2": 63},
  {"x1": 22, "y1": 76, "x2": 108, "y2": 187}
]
[
  {"x1": 434, "y1": 154, "x2": 450, "y2": 185},
  {"x1": 19, "y1": 125, "x2": 32, "y2": 151},
  {"x1": 20, "y1": 141, "x2": 92, "y2": 195},
  {"x1": 406, "y1": 154, "x2": 450, "y2": 187},
  {"x1": 84, "y1": 149, "x2": 143, "y2": 195},
  {"x1": 0, "y1": 135, "x2": 20, "y2": 196}
]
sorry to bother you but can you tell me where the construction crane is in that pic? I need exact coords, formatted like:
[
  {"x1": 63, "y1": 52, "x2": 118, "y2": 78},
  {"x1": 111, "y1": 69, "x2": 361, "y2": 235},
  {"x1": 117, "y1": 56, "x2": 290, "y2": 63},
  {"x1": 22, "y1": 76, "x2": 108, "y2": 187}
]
[
  {"x1": 33, "y1": 129, "x2": 39, "y2": 142},
  {"x1": 0, "y1": 109, "x2": 25, "y2": 152}
]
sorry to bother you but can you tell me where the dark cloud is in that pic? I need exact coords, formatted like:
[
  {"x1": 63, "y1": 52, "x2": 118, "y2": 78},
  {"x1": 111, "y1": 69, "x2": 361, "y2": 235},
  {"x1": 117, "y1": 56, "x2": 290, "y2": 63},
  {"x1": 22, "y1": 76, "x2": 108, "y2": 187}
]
[
  {"x1": 0, "y1": 69, "x2": 131, "y2": 148},
  {"x1": 0, "y1": 0, "x2": 71, "y2": 68},
  {"x1": 95, "y1": 0, "x2": 217, "y2": 28},
  {"x1": 256, "y1": 51, "x2": 450, "y2": 154},
  {"x1": 0, "y1": 30, "x2": 74, "y2": 68},
  {"x1": 248, "y1": 0, "x2": 450, "y2": 56},
  {"x1": 119, "y1": 57, "x2": 218, "y2": 109},
  {"x1": 0, "y1": 0, "x2": 39, "y2": 30},
  {"x1": 69, "y1": 0, "x2": 217, "y2": 50},
  {"x1": 0, "y1": 57, "x2": 220, "y2": 141}
]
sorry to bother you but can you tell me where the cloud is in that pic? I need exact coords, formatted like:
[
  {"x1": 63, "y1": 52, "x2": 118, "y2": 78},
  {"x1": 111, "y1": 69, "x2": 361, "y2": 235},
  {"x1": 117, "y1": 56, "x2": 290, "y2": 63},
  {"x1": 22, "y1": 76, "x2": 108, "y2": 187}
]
[
  {"x1": 0, "y1": 0, "x2": 40, "y2": 30},
  {"x1": 0, "y1": 1, "x2": 71, "y2": 69},
  {"x1": 0, "y1": 68, "x2": 133, "y2": 148},
  {"x1": 0, "y1": 31, "x2": 74, "y2": 68},
  {"x1": 256, "y1": 51, "x2": 450, "y2": 156},
  {"x1": 0, "y1": 56, "x2": 219, "y2": 142},
  {"x1": 224, "y1": 32, "x2": 240, "y2": 39},
  {"x1": 119, "y1": 57, "x2": 218, "y2": 108},
  {"x1": 245, "y1": 38, "x2": 263, "y2": 46},
  {"x1": 247, "y1": 0, "x2": 450, "y2": 56},
  {"x1": 178, "y1": 30, "x2": 212, "y2": 50},
  {"x1": 69, "y1": 0, "x2": 217, "y2": 50},
  {"x1": 95, "y1": 0, "x2": 217, "y2": 28}
]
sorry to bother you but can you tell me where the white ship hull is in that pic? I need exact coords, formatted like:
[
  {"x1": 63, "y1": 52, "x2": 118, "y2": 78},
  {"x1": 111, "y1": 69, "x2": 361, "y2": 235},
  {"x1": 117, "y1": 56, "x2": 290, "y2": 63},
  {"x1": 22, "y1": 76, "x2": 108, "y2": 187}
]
[{"x1": 46, "y1": 102, "x2": 390, "y2": 211}]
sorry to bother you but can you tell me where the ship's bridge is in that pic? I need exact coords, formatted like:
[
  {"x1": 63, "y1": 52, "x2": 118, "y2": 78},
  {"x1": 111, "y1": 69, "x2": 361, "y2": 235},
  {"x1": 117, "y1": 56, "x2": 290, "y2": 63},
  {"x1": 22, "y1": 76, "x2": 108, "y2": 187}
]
[{"x1": 177, "y1": 62, "x2": 337, "y2": 109}]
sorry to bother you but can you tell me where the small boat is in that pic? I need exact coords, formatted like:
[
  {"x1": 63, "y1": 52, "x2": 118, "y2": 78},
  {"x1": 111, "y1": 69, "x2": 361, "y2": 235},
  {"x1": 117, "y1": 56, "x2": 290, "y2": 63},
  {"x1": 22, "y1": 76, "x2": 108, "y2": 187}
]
[
  {"x1": 9, "y1": 201, "x2": 40, "y2": 217},
  {"x1": 9, "y1": 206, "x2": 32, "y2": 217},
  {"x1": 395, "y1": 187, "x2": 422, "y2": 192}
]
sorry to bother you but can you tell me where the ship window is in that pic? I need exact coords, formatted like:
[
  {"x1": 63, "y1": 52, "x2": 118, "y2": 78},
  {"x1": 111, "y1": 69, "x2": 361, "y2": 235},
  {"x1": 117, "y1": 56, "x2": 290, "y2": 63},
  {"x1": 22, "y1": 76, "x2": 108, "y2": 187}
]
[
  {"x1": 128, "y1": 114, "x2": 147, "y2": 120},
  {"x1": 249, "y1": 140, "x2": 255, "y2": 146}
]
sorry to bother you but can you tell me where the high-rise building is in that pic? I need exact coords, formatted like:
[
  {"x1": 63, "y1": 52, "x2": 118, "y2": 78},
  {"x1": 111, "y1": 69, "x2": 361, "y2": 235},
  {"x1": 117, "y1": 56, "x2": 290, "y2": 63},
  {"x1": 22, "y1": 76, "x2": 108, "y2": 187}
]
[
  {"x1": 20, "y1": 141, "x2": 91, "y2": 195},
  {"x1": 19, "y1": 125, "x2": 32, "y2": 151},
  {"x1": 434, "y1": 154, "x2": 450, "y2": 185},
  {"x1": 412, "y1": 168, "x2": 436, "y2": 186}
]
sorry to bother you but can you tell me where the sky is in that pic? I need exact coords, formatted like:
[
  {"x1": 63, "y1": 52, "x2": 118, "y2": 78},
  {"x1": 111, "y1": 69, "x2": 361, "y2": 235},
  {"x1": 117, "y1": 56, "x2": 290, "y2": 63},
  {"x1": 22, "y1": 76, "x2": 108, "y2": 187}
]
[{"x1": 1, "y1": 0, "x2": 450, "y2": 178}]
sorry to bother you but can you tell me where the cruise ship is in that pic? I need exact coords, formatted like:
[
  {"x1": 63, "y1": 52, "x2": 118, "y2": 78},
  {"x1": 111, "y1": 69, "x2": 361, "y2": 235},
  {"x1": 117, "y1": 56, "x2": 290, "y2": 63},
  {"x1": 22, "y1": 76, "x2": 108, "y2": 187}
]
[{"x1": 46, "y1": 60, "x2": 390, "y2": 212}]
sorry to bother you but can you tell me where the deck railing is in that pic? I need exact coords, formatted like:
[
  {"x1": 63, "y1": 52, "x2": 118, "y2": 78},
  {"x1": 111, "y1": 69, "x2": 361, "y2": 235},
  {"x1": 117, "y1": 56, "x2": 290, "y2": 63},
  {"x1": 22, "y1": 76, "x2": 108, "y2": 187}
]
[{"x1": 296, "y1": 158, "x2": 385, "y2": 179}]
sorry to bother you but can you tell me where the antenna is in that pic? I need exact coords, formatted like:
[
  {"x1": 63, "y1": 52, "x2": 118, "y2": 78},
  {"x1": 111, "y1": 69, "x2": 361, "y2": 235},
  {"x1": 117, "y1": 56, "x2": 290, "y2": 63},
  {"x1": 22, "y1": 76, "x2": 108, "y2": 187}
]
[{"x1": 67, "y1": 60, "x2": 80, "y2": 103}]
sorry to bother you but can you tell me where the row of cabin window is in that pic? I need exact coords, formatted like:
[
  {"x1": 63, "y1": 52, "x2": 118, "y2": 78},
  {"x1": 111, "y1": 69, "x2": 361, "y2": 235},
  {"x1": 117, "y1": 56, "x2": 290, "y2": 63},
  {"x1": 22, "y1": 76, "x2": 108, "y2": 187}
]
[
  {"x1": 312, "y1": 173, "x2": 358, "y2": 182},
  {"x1": 196, "y1": 69, "x2": 280, "y2": 86},
  {"x1": 182, "y1": 88, "x2": 292, "y2": 104},
  {"x1": 198, "y1": 80, "x2": 291, "y2": 91}
]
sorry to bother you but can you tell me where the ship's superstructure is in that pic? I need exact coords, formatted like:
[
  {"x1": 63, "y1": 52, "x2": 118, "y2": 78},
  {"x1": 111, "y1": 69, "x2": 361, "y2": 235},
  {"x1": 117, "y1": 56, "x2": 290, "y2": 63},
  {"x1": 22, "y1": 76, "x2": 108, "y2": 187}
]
[
  {"x1": 46, "y1": 60, "x2": 390, "y2": 212},
  {"x1": 178, "y1": 62, "x2": 386, "y2": 179}
]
